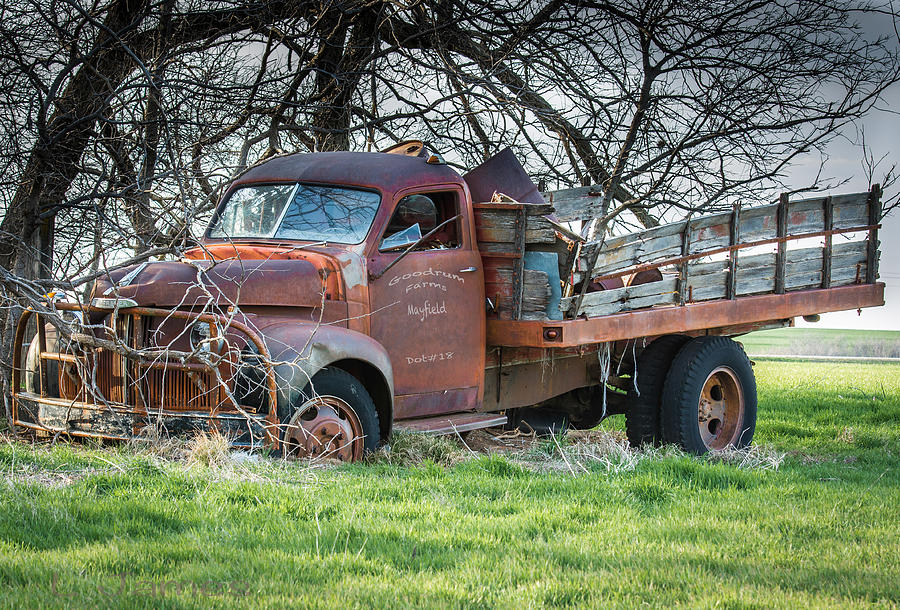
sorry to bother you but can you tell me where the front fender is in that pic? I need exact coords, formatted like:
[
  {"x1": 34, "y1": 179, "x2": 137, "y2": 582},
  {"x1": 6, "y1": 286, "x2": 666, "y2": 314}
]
[{"x1": 257, "y1": 321, "x2": 394, "y2": 420}]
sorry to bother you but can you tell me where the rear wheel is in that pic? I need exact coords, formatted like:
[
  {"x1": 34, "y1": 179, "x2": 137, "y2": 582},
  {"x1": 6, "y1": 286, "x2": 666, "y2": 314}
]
[
  {"x1": 625, "y1": 335, "x2": 690, "y2": 448},
  {"x1": 281, "y1": 367, "x2": 380, "y2": 461},
  {"x1": 660, "y1": 336, "x2": 757, "y2": 454}
]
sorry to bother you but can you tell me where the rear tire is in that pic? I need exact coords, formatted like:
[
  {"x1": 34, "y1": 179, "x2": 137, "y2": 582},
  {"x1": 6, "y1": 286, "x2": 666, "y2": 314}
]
[
  {"x1": 660, "y1": 336, "x2": 757, "y2": 454},
  {"x1": 625, "y1": 335, "x2": 690, "y2": 448}
]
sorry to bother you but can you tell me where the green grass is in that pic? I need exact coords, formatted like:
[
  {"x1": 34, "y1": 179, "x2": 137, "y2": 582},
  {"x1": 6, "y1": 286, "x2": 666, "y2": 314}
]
[
  {"x1": 739, "y1": 327, "x2": 900, "y2": 358},
  {"x1": 1, "y1": 361, "x2": 899, "y2": 608}
]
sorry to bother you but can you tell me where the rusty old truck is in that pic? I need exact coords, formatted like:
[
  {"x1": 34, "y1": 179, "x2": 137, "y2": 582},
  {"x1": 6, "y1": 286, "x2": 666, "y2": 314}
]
[{"x1": 11, "y1": 143, "x2": 885, "y2": 459}]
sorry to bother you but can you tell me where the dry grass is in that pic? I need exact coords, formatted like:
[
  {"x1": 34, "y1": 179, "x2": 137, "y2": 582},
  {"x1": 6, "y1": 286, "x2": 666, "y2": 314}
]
[
  {"x1": 366, "y1": 430, "x2": 468, "y2": 466},
  {"x1": 185, "y1": 430, "x2": 231, "y2": 468}
]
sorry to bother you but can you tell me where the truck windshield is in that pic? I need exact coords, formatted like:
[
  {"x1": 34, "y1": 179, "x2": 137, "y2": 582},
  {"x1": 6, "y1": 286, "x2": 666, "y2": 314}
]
[{"x1": 208, "y1": 183, "x2": 381, "y2": 244}]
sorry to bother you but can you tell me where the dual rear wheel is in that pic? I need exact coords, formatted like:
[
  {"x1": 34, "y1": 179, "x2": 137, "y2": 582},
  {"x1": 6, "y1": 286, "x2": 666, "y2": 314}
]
[{"x1": 626, "y1": 335, "x2": 757, "y2": 454}]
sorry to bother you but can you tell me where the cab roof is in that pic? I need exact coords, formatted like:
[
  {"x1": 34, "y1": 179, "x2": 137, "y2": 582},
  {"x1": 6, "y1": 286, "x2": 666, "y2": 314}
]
[{"x1": 231, "y1": 151, "x2": 467, "y2": 197}]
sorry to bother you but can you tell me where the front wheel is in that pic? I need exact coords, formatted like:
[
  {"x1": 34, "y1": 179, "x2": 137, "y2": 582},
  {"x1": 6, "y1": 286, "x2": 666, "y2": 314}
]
[
  {"x1": 660, "y1": 336, "x2": 757, "y2": 454},
  {"x1": 280, "y1": 367, "x2": 380, "y2": 461}
]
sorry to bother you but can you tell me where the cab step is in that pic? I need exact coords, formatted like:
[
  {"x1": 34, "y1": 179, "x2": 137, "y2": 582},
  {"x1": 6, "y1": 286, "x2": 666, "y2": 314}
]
[{"x1": 393, "y1": 412, "x2": 507, "y2": 435}]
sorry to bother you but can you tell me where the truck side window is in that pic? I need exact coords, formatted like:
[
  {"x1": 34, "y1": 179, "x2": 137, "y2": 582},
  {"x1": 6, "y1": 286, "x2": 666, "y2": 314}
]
[{"x1": 379, "y1": 191, "x2": 460, "y2": 251}]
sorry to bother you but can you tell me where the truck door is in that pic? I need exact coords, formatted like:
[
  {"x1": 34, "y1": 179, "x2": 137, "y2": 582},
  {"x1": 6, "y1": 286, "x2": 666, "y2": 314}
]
[{"x1": 368, "y1": 186, "x2": 485, "y2": 419}]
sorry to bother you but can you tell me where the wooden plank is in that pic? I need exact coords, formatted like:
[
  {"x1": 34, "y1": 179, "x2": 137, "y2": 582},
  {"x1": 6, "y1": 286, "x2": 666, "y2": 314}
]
[
  {"x1": 686, "y1": 271, "x2": 728, "y2": 301},
  {"x1": 678, "y1": 219, "x2": 692, "y2": 304},
  {"x1": 512, "y1": 207, "x2": 526, "y2": 319},
  {"x1": 832, "y1": 263, "x2": 866, "y2": 286},
  {"x1": 738, "y1": 204, "x2": 777, "y2": 243},
  {"x1": 490, "y1": 268, "x2": 550, "y2": 320},
  {"x1": 560, "y1": 277, "x2": 678, "y2": 313},
  {"x1": 866, "y1": 185, "x2": 881, "y2": 284},
  {"x1": 822, "y1": 196, "x2": 833, "y2": 288},
  {"x1": 687, "y1": 259, "x2": 728, "y2": 277},
  {"x1": 787, "y1": 197, "x2": 826, "y2": 234},
  {"x1": 576, "y1": 289, "x2": 678, "y2": 318},
  {"x1": 774, "y1": 194, "x2": 788, "y2": 294},
  {"x1": 727, "y1": 203, "x2": 740, "y2": 300},
  {"x1": 473, "y1": 208, "x2": 556, "y2": 244},
  {"x1": 586, "y1": 233, "x2": 684, "y2": 277},
  {"x1": 831, "y1": 192, "x2": 870, "y2": 229},
  {"x1": 541, "y1": 185, "x2": 610, "y2": 221},
  {"x1": 688, "y1": 210, "x2": 733, "y2": 253},
  {"x1": 578, "y1": 219, "x2": 686, "y2": 267}
]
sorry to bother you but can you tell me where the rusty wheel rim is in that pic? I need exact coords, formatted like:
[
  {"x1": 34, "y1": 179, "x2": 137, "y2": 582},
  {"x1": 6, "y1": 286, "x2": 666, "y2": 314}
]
[
  {"x1": 697, "y1": 366, "x2": 745, "y2": 451},
  {"x1": 283, "y1": 395, "x2": 364, "y2": 461}
]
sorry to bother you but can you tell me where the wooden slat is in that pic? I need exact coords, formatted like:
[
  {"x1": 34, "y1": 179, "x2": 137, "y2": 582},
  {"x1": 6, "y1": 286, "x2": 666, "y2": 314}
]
[
  {"x1": 678, "y1": 219, "x2": 692, "y2": 304},
  {"x1": 866, "y1": 185, "x2": 881, "y2": 284},
  {"x1": 473, "y1": 208, "x2": 556, "y2": 244},
  {"x1": 561, "y1": 277, "x2": 678, "y2": 313},
  {"x1": 822, "y1": 196, "x2": 833, "y2": 289},
  {"x1": 774, "y1": 194, "x2": 788, "y2": 294},
  {"x1": 832, "y1": 263, "x2": 866, "y2": 286},
  {"x1": 488, "y1": 267, "x2": 550, "y2": 320},
  {"x1": 688, "y1": 211, "x2": 733, "y2": 253},
  {"x1": 566, "y1": 278, "x2": 679, "y2": 317},
  {"x1": 727, "y1": 203, "x2": 740, "y2": 299},
  {"x1": 542, "y1": 185, "x2": 614, "y2": 221},
  {"x1": 512, "y1": 207, "x2": 526, "y2": 319},
  {"x1": 831, "y1": 192, "x2": 870, "y2": 229},
  {"x1": 687, "y1": 259, "x2": 728, "y2": 276},
  {"x1": 735, "y1": 265, "x2": 776, "y2": 296},
  {"x1": 738, "y1": 204, "x2": 777, "y2": 243}
]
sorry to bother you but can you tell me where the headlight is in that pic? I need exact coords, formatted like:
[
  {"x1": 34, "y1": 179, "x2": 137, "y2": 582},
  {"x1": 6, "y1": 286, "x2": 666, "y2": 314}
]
[{"x1": 190, "y1": 321, "x2": 212, "y2": 352}]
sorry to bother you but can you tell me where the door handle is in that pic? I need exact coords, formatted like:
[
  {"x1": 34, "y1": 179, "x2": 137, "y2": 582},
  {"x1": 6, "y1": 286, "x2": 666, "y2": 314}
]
[{"x1": 460, "y1": 267, "x2": 478, "y2": 273}]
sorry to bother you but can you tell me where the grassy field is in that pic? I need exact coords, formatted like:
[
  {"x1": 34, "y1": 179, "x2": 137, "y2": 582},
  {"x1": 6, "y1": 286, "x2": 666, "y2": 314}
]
[
  {"x1": 1, "y1": 360, "x2": 899, "y2": 608},
  {"x1": 739, "y1": 327, "x2": 900, "y2": 358}
]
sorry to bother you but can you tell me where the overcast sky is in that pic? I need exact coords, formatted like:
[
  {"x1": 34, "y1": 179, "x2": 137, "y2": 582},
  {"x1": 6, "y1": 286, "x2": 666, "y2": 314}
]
[{"x1": 784, "y1": 81, "x2": 899, "y2": 331}]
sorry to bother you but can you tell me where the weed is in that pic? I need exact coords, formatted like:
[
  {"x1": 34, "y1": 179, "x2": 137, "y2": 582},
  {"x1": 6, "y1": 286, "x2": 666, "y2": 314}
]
[
  {"x1": 366, "y1": 430, "x2": 465, "y2": 467},
  {"x1": 186, "y1": 430, "x2": 231, "y2": 468}
]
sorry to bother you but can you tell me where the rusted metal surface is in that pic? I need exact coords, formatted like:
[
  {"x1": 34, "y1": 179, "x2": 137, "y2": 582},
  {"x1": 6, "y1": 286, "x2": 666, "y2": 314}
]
[
  {"x1": 698, "y1": 366, "x2": 745, "y2": 450},
  {"x1": 482, "y1": 351, "x2": 596, "y2": 411},
  {"x1": 12, "y1": 303, "x2": 281, "y2": 447},
  {"x1": 222, "y1": 152, "x2": 463, "y2": 202},
  {"x1": 487, "y1": 283, "x2": 885, "y2": 348},
  {"x1": 96, "y1": 256, "x2": 346, "y2": 310},
  {"x1": 394, "y1": 387, "x2": 478, "y2": 419},
  {"x1": 463, "y1": 147, "x2": 547, "y2": 205},
  {"x1": 283, "y1": 395, "x2": 364, "y2": 460},
  {"x1": 394, "y1": 412, "x2": 507, "y2": 434},
  {"x1": 367, "y1": 182, "x2": 485, "y2": 414}
]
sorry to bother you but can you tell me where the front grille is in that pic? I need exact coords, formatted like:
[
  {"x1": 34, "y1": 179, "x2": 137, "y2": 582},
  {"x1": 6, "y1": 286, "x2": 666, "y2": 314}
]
[
  {"x1": 138, "y1": 366, "x2": 223, "y2": 412},
  {"x1": 49, "y1": 311, "x2": 249, "y2": 413}
]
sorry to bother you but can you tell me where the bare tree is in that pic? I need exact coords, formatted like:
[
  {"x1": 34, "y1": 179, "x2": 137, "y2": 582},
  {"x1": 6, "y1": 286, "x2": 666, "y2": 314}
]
[{"x1": 1, "y1": 0, "x2": 898, "y2": 421}]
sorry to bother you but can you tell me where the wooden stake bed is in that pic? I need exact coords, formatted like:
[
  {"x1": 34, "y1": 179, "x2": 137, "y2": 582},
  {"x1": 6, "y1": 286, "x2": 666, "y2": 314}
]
[
  {"x1": 477, "y1": 186, "x2": 884, "y2": 347},
  {"x1": 487, "y1": 283, "x2": 885, "y2": 348}
]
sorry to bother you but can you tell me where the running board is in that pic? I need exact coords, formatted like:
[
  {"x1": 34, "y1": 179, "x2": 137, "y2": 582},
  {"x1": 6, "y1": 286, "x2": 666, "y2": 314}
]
[{"x1": 393, "y1": 412, "x2": 507, "y2": 435}]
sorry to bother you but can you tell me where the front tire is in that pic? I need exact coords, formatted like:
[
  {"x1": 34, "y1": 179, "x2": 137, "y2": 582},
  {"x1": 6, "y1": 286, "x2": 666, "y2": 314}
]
[
  {"x1": 660, "y1": 336, "x2": 757, "y2": 454},
  {"x1": 280, "y1": 367, "x2": 380, "y2": 461}
]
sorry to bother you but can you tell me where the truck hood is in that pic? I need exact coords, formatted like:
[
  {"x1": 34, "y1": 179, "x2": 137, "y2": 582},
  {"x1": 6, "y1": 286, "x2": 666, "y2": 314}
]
[{"x1": 94, "y1": 258, "x2": 335, "y2": 308}]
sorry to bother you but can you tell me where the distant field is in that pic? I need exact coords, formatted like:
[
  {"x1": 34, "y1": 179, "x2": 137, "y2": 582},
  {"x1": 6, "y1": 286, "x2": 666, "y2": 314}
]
[
  {"x1": 1, "y1": 360, "x2": 898, "y2": 608},
  {"x1": 739, "y1": 327, "x2": 900, "y2": 358}
]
